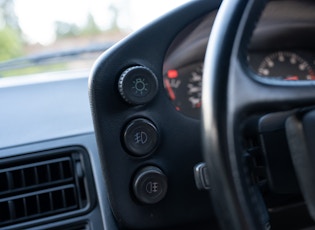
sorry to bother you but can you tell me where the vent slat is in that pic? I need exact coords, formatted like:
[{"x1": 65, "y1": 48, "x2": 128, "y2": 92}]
[
  {"x1": 65, "y1": 187, "x2": 77, "y2": 207},
  {"x1": 35, "y1": 194, "x2": 40, "y2": 213},
  {"x1": 52, "y1": 190, "x2": 63, "y2": 210},
  {"x1": 12, "y1": 170, "x2": 24, "y2": 189},
  {"x1": 49, "y1": 191, "x2": 54, "y2": 211},
  {"x1": 0, "y1": 172, "x2": 9, "y2": 192},
  {"x1": 50, "y1": 163, "x2": 61, "y2": 181},
  {"x1": 8, "y1": 200, "x2": 15, "y2": 220},
  {"x1": 24, "y1": 167, "x2": 35, "y2": 186},
  {"x1": 34, "y1": 166, "x2": 39, "y2": 185},
  {"x1": 0, "y1": 149, "x2": 90, "y2": 227},
  {"x1": 47, "y1": 164, "x2": 52, "y2": 182},
  {"x1": 0, "y1": 201, "x2": 10, "y2": 222},
  {"x1": 59, "y1": 161, "x2": 64, "y2": 179},
  {"x1": 37, "y1": 165, "x2": 48, "y2": 184},
  {"x1": 26, "y1": 195, "x2": 38, "y2": 216},
  {"x1": 23, "y1": 197, "x2": 27, "y2": 217},
  {"x1": 39, "y1": 192, "x2": 51, "y2": 213},
  {"x1": 63, "y1": 160, "x2": 72, "y2": 179},
  {"x1": 13, "y1": 198, "x2": 26, "y2": 218},
  {"x1": 61, "y1": 189, "x2": 66, "y2": 208}
]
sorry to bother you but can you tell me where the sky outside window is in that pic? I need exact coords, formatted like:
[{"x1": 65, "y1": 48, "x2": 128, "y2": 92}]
[{"x1": 14, "y1": 0, "x2": 190, "y2": 45}]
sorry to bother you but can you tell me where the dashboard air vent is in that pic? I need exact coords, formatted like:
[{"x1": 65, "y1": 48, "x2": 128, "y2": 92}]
[{"x1": 0, "y1": 147, "x2": 94, "y2": 227}]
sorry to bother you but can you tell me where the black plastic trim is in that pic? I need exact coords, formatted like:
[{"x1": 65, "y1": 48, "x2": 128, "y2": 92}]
[{"x1": 89, "y1": 1, "x2": 221, "y2": 229}]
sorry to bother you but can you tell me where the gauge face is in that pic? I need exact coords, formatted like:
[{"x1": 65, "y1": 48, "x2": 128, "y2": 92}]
[
  {"x1": 257, "y1": 51, "x2": 315, "y2": 80},
  {"x1": 163, "y1": 63, "x2": 203, "y2": 119}
]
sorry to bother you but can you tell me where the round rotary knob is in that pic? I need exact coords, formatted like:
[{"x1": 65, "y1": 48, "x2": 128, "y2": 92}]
[
  {"x1": 133, "y1": 166, "x2": 168, "y2": 204},
  {"x1": 118, "y1": 66, "x2": 158, "y2": 105},
  {"x1": 123, "y1": 118, "x2": 159, "y2": 156}
]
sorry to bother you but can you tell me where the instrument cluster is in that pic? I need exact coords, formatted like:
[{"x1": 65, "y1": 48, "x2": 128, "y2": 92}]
[{"x1": 163, "y1": 50, "x2": 315, "y2": 119}]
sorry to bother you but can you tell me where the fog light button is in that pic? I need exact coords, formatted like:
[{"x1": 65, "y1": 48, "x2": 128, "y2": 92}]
[{"x1": 123, "y1": 118, "x2": 159, "y2": 156}]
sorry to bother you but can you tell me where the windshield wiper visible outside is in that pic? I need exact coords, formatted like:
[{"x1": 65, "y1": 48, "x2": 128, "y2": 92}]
[{"x1": 0, "y1": 42, "x2": 114, "y2": 77}]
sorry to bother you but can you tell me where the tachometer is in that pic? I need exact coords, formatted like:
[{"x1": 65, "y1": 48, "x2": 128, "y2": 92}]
[
  {"x1": 257, "y1": 51, "x2": 315, "y2": 80},
  {"x1": 163, "y1": 63, "x2": 203, "y2": 119}
]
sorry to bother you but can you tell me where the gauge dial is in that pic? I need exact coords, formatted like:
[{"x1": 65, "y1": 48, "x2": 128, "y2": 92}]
[
  {"x1": 258, "y1": 51, "x2": 315, "y2": 80},
  {"x1": 163, "y1": 63, "x2": 203, "y2": 119}
]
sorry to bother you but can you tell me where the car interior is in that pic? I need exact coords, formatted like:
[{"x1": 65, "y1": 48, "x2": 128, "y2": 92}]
[{"x1": 1, "y1": 0, "x2": 315, "y2": 229}]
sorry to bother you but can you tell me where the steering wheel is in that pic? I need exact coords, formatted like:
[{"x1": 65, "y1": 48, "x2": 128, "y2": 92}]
[{"x1": 202, "y1": 0, "x2": 315, "y2": 229}]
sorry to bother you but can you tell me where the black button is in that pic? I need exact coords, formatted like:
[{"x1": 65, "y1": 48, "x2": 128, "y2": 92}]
[
  {"x1": 133, "y1": 166, "x2": 168, "y2": 204},
  {"x1": 118, "y1": 66, "x2": 158, "y2": 105},
  {"x1": 193, "y1": 162, "x2": 210, "y2": 190},
  {"x1": 123, "y1": 118, "x2": 159, "y2": 156}
]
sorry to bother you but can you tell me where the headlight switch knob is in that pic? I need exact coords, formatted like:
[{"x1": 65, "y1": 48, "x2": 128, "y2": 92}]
[{"x1": 118, "y1": 66, "x2": 158, "y2": 105}]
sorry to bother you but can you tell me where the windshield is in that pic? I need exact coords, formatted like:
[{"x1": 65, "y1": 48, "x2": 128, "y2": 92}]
[{"x1": 0, "y1": 0, "x2": 190, "y2": 77}]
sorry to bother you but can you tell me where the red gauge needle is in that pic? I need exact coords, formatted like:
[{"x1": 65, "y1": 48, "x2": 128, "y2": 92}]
[
  {"x1": 164, "y1": 79, "x2": 176, "y2": 101},
  {"x1": 196, "y1": 102, "x2": 201, "y2": 108},
  {"x1": 285, "y1": 76, "x2": 299, "y2": 81}
]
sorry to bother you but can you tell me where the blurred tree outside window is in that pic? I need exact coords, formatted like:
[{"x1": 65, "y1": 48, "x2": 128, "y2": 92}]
[
  {"x1": 0, "y1": 0, "x2": 190, "y2": 77},
  {"x1": 0, "y1": 0, "x2": 23, "y2": 61},
  {"x1": 0, "y1": 0, "x2": 124, "y2": 63}
]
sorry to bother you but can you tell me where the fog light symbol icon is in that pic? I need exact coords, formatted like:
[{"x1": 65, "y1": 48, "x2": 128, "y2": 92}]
[{"x1": 134, "y1": 131, "x2": 148, "y2": 144}]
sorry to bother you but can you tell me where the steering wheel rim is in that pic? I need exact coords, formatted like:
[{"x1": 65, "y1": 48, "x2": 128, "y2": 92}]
[{"x1": 202, "y1": 0, "x2": 315, "y2": 229}]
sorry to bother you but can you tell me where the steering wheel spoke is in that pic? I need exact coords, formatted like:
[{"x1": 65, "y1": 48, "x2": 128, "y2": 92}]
[
  {"x1": 286, "y1": 112, "x2": 315, "y2": 222},
  {"x1": 229, "y1": 60, "x2": 315, "y2": 115}
]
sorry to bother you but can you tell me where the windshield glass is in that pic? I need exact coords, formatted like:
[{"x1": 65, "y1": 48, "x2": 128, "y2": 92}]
[{"x1": 0, "y1": 0, "x2": 190, "y2": 77}]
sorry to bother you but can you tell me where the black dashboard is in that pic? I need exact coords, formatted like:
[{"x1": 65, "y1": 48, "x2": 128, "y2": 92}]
[{"x1": 1, "y1": 1, "x2": 315, "y2": 229}]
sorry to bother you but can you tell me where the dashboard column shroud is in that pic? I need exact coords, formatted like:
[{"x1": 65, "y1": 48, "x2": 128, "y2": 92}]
[{"x1": 89, "y1": 1, "x2": 221, "y2": 229}]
